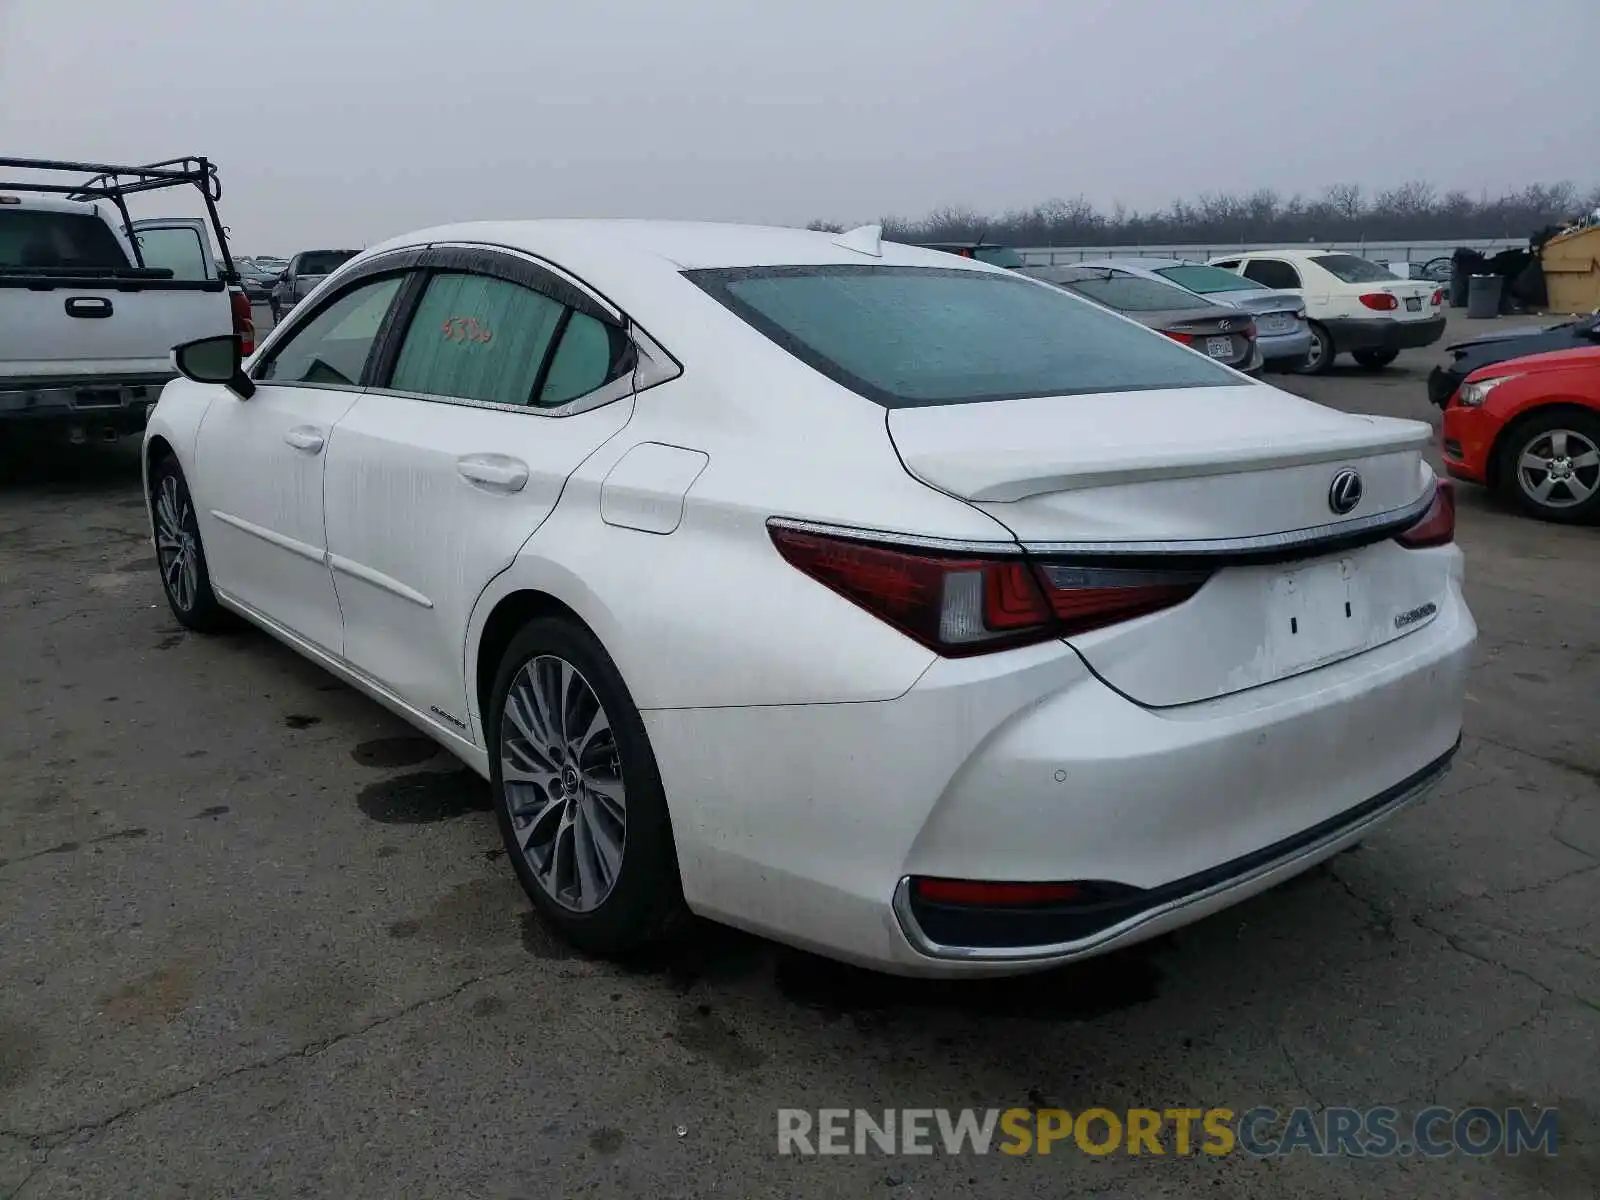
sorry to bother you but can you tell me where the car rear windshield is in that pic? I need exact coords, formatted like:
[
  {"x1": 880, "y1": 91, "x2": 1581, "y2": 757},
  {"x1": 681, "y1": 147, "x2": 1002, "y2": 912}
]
[
  {"x1": 972, "y1": 245, "x2": 1024, "y2": 269},
  {"x1": 298, "y1": 250, "x2": 357, "y2": 274},
  {"x1": 1052, "y1": 271, "x2": 1213, "y2": 313},
  {"x1": 685, "y1": 264, "x2": 1240, "y2": 408},
  {"x1": 1154, "y1": 263, "x2": 1263, "y2": 294},
  {"x1": 1311, "y1": 254, "x2": 1397, "y2": 284},
  {"x1": 0, "y1": 209, "x2": 130, "y2": 271}
]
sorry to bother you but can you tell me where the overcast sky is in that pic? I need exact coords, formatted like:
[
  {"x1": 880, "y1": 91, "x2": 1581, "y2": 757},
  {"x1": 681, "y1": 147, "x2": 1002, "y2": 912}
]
[{"x1": 1, "y1": 0, "x2": 1594, "y2": 253}]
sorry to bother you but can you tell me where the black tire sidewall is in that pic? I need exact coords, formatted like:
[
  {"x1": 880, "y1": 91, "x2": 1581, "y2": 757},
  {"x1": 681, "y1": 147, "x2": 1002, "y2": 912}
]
[
  {"x1": 1496, "y1": 410, "x2": 1600, "y2": 524},
  {"x1": 487, "y1": 617, "x2": 683, "y2": 955},
  {"x1": 1297, "y1": 323, "x2": 1333, "y2": 374},
  {"x1": 1353, "y1": 349, "x2": 1398, "y2": 369},
  {"x1": 150, "y1": 456, "x2": 227, "y2": 630}
]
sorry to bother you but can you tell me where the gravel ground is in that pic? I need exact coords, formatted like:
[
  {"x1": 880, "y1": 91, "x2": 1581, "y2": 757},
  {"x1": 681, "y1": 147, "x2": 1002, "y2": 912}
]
[{"x1": 1, "y1": 309, "x2": 1596, "y2": 1199}]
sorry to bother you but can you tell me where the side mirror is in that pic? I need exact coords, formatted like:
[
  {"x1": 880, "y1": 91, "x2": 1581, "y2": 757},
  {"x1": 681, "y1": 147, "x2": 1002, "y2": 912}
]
[{"x1": 172, "y1": 335, "x2": 256, "y2": 398}]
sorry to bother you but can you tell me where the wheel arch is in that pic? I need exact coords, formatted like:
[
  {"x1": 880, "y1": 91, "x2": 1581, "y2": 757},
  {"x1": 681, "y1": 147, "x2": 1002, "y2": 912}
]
[
  {"x1": 471, "y1": 588, "x2": 591, "y2": 740},
  {"x1": 1485, "y1": 400, "x2": 1600, "y2": 491}
]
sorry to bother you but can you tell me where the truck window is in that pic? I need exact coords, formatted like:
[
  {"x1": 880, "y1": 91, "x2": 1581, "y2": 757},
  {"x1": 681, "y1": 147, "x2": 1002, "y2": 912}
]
[
  {"x1": 135, "y1": 227, "x2": 212, "y2": 280},
  {"x1": 0, "y1": 209, "x2": 129, "y2": 270}
]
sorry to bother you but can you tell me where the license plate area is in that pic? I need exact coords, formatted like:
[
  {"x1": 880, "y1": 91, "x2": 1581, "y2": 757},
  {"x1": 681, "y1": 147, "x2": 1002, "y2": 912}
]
[
  {"x1": 1266, "y1": 558, "x2": 1370, "y2": 675},
  {"x1": 72, "y1": 389, "x2": 123, "y2": 409},
  {"x1": 1206, "y1": 336, "x2": 1233, "y2": 359},
  {"x1": 1405, "y1": 296, "x2": 1422, "y2": 312}
]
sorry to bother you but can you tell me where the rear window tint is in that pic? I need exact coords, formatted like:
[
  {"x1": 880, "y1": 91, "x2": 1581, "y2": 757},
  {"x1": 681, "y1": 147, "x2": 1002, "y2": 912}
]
[
  {"x1": 0, "y1": 209, "x2": 129, "y2": 270},
  {"x1": 297, "y1": 250, "x2": 358, "y2": 275},
  {"x1": 1311, "y1": 254, "x2": 1397, "y2": 284},
  {"x1": 1053, "y1": 271, "x2": 1213, "y2": 313},
  {"x1": 686, "y1": 264, "x2": 1239, "y2": 409},
  {"x1": 1154, "y1": 264, "x2": 1263, "y2": 294}
]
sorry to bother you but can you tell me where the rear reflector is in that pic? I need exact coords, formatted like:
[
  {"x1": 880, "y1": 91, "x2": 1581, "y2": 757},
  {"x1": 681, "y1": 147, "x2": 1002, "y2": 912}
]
[
  {"x1": 768, "y1": 524, "x2": 1209, "y2": 656},
  {"x1": 1359, "y1": 292, "x2": 1399, "y2": 311},
  {"x1": 1394, "y1": 480, "x2": 1455, "y2": 548},
  {"x1": 912, "y1": 878, "x2": 1083, "y2": 905}
]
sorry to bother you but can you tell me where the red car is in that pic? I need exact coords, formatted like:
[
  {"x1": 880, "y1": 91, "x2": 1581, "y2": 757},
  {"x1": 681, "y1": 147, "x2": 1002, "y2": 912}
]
[{"x1": 1441, "y1": 345, "x2": 1600, "y2": 523}]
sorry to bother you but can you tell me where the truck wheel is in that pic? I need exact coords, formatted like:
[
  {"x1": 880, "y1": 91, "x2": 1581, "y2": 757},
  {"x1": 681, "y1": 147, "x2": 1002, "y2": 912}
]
[
  {"x1": 151, "y1": 455, "x2": 230, "y2": 631},
  {"x1": 1295, "y1": 322, "x2": 1334, "y2": 374},
  {"x1": 488, "y1": 617, "x2": 687, "y2": 957},
  {"x1": 1495, "y1": 409, "x2": 1600, "y2": 524}
]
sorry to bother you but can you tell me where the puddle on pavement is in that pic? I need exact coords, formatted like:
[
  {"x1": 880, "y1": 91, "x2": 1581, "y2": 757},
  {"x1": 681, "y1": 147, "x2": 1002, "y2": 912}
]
[
  {"x1": 351, "y1": 735, "x2": 438, "y2": 768},
  {"x1": 357, "y1": 769, "x2": 489, "y2": 824}
]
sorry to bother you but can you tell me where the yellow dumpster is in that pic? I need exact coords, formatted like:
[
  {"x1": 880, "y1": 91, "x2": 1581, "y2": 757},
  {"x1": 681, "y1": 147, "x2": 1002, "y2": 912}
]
[{"x1": 1540, "y1": 225, "x2": 1600, "y2": 312}]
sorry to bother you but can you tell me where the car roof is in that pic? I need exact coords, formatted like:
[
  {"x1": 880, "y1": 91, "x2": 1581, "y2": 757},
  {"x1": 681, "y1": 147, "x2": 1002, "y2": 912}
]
[{"x1": 364, "y1": 220, "x2": 976, "y2": 273}]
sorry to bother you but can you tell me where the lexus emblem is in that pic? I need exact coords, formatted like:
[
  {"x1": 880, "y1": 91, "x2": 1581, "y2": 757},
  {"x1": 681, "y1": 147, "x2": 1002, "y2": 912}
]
[{"x1": 1328, "y1": 468, "x2": 1363, "y2": 515}]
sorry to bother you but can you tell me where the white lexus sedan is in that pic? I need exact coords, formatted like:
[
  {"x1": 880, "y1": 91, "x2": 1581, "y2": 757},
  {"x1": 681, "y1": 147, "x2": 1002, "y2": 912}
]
[{"x1": 144, "y1": 220, "x2": 1475, "y2": 976}]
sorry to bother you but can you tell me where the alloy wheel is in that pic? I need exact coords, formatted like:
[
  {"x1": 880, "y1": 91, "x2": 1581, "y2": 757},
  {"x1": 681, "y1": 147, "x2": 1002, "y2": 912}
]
[
  {"x1": 1516, "y1": 427, "x2": 1599, "y2": 510},
  {"x1": 154, "y1": 473, "x2": 200, "y2": 613},
  {"x1": 499, "y1": 655, "x2": 627, "y2": 913}
]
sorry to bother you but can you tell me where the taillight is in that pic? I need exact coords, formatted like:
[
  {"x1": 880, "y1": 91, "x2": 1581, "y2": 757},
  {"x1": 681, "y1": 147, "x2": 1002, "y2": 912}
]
[
  {"x1": 768, "y1": 524, "x2": 1208, "y2": 656},
  {"x1": 1161, "y1": 330, "x2": 1195, "y2": 345},
  {"x1": 1242, "y1": 321, "x2": 1258, "y2": 341},
  {"x1": 1431, "y1": 289, "x2": 1444, "y2": 306},
  {"x1": 230, "y1": 289, "x2": 255, "y2": 355},
  {"x1": 1394, "y1": 481, "x2": 1455, "y2": 548},
  {"x1": 1359, "y1": 292, "x2": 1399, "y2": 311}
]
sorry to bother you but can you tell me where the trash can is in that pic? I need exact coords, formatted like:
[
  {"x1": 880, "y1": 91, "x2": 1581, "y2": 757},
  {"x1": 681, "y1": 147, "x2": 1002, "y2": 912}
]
[
  {"x1": 1450, "y1": 247, "x2": 1483, "y2": 308},
  {"x1": 1467, "y1": 274, "x2": 1503, "y2": 319}
]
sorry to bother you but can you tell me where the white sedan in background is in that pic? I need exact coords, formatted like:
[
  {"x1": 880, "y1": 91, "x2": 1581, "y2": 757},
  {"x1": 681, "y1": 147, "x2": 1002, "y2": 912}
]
[
  {"x1": 1209, "y1": 249, "x2": 1447, "y2": 374},
  {"x1": 145, "y1": 220, "x2": 1474, "y2": 976}
]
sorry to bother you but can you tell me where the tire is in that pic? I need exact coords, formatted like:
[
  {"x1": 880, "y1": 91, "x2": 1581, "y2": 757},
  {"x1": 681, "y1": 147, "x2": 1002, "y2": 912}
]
[
  {"x1": 1494, "y1": 409, "x2": 1600, "y2": 524},
  {"x1": 488, "y1": 617, "x2": 686, "y2": 956},
  {"x1": 1295, "y1": 322, "x2": 1334, "y2": 374},
  {"x1": 1352, "y1": 349, "x2": 1399, "y2": 370},
  {"x1": 150, "y1": 455, "x2": 231, "y2": 631}
]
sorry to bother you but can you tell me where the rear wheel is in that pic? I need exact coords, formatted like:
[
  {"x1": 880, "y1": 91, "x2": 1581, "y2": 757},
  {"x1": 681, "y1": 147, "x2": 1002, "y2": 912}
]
[
  {"x1": 1352, "y1": 348, "x2": 1399, "y2": 369},
  {"x1": 150, "y1": 455, "x2": 230, "y2": 631},
  {"x1": 488, "y1": 617, "x2": 686, "y2": 956},
  {"x1": 1495, "y1": 409, "x2": 1600, "y2": 524},
  {"x1": 1295, "y1": 322, "x2": 1334, "y2": 374}
]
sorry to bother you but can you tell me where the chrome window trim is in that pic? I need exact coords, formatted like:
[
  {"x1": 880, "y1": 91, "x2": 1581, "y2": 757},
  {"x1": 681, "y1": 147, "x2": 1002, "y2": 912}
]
[{"x1": 1020, "y1": 486, "x2": 1436, "y2": 558}]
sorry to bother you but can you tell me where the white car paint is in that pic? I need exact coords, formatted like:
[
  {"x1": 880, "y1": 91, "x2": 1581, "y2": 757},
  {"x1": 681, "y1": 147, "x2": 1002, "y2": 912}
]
[
  {"x1": 1207, "y1": 248, "x2": 1446, "y2": 368},
  {"x1": 144, "y1": 220, "x2": 1475, "y2": 976}
]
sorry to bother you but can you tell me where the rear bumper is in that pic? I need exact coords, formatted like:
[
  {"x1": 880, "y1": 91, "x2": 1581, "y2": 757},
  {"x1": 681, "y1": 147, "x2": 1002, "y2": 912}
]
[
  {"x1": 1257, "y1": 326, "x2": 1312, "y2": 363},
  {"x1": 0, "y1": 377, "x2": 167, "y2": 433},
  {"x1": 1324, "y1": 314, "x2": 1446, "y2": 352},
  {"x1": 647, "y1": 561, "x2": 1476, "y2": 976}
]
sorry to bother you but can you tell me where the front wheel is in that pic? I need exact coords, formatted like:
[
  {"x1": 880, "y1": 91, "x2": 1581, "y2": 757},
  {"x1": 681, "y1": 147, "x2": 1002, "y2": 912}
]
[
  {"x1": 488, "y1": 617, "x2": 686, "y2": 956},
  {"x1": 1352, "y1": 348, "x2": 1399, "y2": 369},
  {"x1": 1495, "y1": 410, "x2": 1600, "y2": 524},
  {"x1": 1295, "y1": 322, "x2": 1334, "y2": 374},
  {"x1": 150, "y1": 456, "x2": 230, "y2": 631}
]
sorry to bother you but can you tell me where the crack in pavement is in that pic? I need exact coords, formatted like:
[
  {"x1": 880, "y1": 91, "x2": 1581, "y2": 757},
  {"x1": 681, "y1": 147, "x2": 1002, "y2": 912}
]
[
  {"x1": 1278, "y1": 1041, "x2": 1323, "y2": 1112},
  {"x1": 1469, "y1": 733, "x2": 1600, "y2": 791},
  {"x1": 0, "y1": 960, "x2": 533, "y2": 1194}
]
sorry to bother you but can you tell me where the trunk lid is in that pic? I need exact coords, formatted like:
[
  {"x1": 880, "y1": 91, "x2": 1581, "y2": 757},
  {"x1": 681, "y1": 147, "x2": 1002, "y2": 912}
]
[
  {"x1": 887, "y1": 385, "x2": 1445, "y2": 706},
  {"x1": 1372, "y1": 279, "x2": 1439, "y2": 322}
]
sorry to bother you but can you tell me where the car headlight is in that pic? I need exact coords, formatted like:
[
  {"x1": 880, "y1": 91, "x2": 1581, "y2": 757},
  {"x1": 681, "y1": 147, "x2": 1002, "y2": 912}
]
[{"x1": 1457, "y1": 374, "x2": 1518, "y2": 407}]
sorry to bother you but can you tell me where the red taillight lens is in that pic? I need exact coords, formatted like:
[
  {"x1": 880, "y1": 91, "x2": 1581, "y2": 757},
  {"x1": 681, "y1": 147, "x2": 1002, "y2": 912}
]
[
  {"x1": 1395, "y1": 481, "x2": 1455, "y2": 548},
  {"x1": 230, "y1": 290, "x2": 255, "y2": 355},
  {"x1": 1431, "y1": 289, "x2": 1444, "y2": 306},
  {"x1": 1359, "y1": 292, "x2": 1399, "y2": 311},
  {"x1": 1161, "y1": 329, "x2": 1195, "y2": 345},
  {"x1": 768, "y1": 525, "x2": 1209, "y2": 656},
  {"x1": 912, "y1": 878, "x2": 1083, "y2": 905},
  {"x1": 1243, "y1": 321, "x2": 1258, "y2": 341}
]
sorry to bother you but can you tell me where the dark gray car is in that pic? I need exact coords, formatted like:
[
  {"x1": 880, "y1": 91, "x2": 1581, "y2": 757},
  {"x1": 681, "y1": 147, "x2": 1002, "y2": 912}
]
[
  {"x1": 1023, "y1": 264, "x2": 1263, "y2": 373},
  {"x1": 268, "y1": 249, "x2": 360, "y2": 321}
]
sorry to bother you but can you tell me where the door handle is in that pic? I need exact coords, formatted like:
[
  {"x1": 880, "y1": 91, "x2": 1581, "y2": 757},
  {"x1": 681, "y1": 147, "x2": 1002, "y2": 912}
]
[
  {"x1": 456, "y1": 453, "x2": 529, "y2": 493},
  {"x1": 283, "y1": 426, "x2": 325, "y2": 454}
]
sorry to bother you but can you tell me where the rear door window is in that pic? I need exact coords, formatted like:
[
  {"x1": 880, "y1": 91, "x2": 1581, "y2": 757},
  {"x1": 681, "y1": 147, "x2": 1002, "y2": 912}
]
[
  {"x1": 687, "y1": 264, "x2": 1240, "y2": 408},
  {"x1": 390, "y1": 273, "x2": 565, "y2": 406},
  {"x1": 134, "y1": 226, "x2": 212, "y2": 280},
  {"x1": 1242, "y1": 259, "x2": 1302, "y2": 289}
]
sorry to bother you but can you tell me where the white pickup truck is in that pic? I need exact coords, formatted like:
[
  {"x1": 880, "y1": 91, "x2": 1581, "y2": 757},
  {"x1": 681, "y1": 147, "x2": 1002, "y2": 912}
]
[{"x1": 0, "y1": 157, "x2": 252, "y2": 445}]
